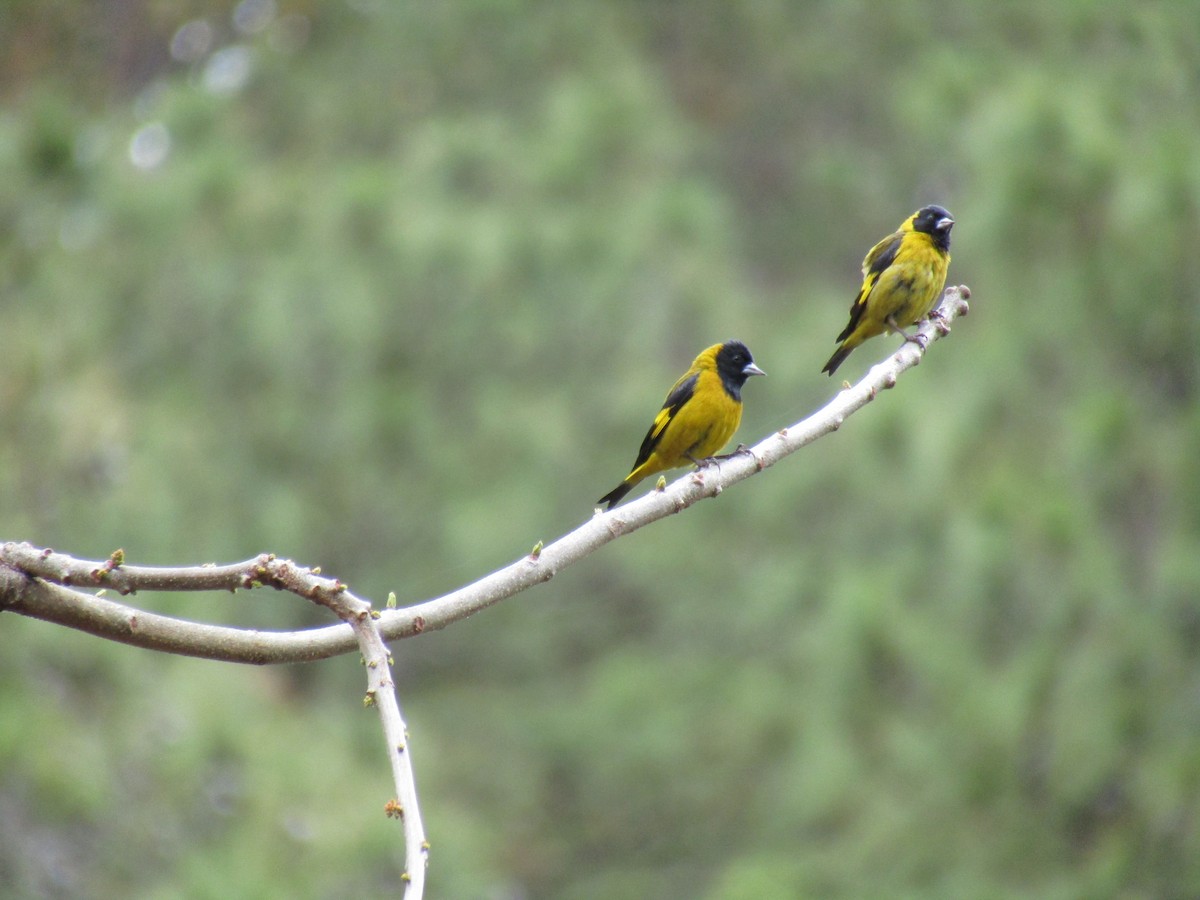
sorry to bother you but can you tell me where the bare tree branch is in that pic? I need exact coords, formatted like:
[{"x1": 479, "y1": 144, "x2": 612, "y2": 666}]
[
  {"x1": 384, "y1": 286, "x2": 971, "y2": 627},
  {"x1": 0, "y1": 285, "x2": 969, "y2": 900},
  {"x1": 1, "y1": 285, "x2": 971, "y2": 666}
]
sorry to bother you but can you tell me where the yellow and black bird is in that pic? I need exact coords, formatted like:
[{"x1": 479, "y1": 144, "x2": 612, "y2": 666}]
[
  {"x1": 598, "y1": 340, "x2": 766, "y2": 510},
  {"x1": 822, "y1": 205, "x2": 954, "y2": 376}
]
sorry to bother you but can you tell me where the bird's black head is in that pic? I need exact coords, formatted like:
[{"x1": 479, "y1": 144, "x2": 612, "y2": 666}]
[
  {"x1": 715, "y1": 340, "x2": 766, "y2": 400},
  {"x1": 911, "y1": 205, "x2": 954, "y2": 252}
]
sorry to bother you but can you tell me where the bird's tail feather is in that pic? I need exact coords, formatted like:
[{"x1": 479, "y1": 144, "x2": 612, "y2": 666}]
[
  {"x1": 821, "y1": 344, "x2": 852, "y2": 376},
  {"x1": 597, "y1": 482, "x2": 634, "y2": 510}
]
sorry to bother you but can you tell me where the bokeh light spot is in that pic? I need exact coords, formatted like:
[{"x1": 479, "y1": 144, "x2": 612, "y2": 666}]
[{"x1": 128, "y1": 122, "x2": 170, "y2": 170}]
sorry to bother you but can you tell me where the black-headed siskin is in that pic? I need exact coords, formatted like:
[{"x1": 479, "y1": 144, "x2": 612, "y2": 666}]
[
  {"x1": 822, "y1": 205, "x2": 954, "y2": 376},
  {"x1": 598, "y1": 340, "x2": 765, "y2": 510}
]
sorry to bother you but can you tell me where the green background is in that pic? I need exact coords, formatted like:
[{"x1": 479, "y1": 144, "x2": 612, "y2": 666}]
[{"x1": 3, "y1": 2, "x2": 1198, "y2": 897}]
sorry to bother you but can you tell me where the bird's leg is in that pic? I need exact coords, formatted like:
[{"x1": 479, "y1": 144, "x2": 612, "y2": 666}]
[
  {"x1": 713, "y1": 443, "x2": 752, "y2": 461},
  {"x1": 887, "y1": 315, "x2": 928, "y2": 349},
  {"x1": 686, "y1": 452, "x2": 719, "y2": 469}
]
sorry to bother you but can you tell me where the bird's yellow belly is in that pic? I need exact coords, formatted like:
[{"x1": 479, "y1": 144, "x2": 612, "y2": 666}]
[
  {"x1": 877, "y1": 261, "x2": 945, "y2": 329},
  {"x1": 663, "y1": 400, "x2": 740, "y2": 463}
]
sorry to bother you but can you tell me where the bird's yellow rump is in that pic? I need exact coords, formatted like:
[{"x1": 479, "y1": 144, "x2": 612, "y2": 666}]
[
  {"x1": 598, "y1": 340, "x2": 766, "y2": 510},
  {"x1": 822, "y1": 205, "x2": 954, "y2": 376}
]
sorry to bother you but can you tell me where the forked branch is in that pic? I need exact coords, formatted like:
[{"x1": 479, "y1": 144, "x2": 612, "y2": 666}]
[
  {"x1": 0, "y1": 285, "x2": 970, "y2": 900},
  {"x1": 0, "y1": 285, "x2": 970, "y2": 663}
]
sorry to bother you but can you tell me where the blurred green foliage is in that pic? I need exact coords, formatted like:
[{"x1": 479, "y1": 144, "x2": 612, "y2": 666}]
[{"x1": 2, "y1": 1, "x2": 1200, "y2": 897}]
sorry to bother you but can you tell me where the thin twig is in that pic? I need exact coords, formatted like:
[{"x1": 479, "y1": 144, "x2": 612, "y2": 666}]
[{"x1": 266, "y1": 564, "x2": 428, "y2": 898}]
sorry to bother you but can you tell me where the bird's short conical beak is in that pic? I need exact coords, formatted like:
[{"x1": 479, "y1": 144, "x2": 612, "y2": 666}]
[
  {"x1": 937, "y1": 216, "x2": 954, "y2": 231},
  {"x1": 743, "y1": 362, "x2": 767, "y2": 377}
]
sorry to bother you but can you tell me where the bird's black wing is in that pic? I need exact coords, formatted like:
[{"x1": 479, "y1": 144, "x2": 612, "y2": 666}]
[
  {"x1": 836, "y1": 232, "x2": 904, "y2": 342},
  {"x1": 862, "y1": 231, "x2": 903, "y2": 280},
  {"x1": 630, "y1": 371, "x2": 698, "y2": 470}
]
